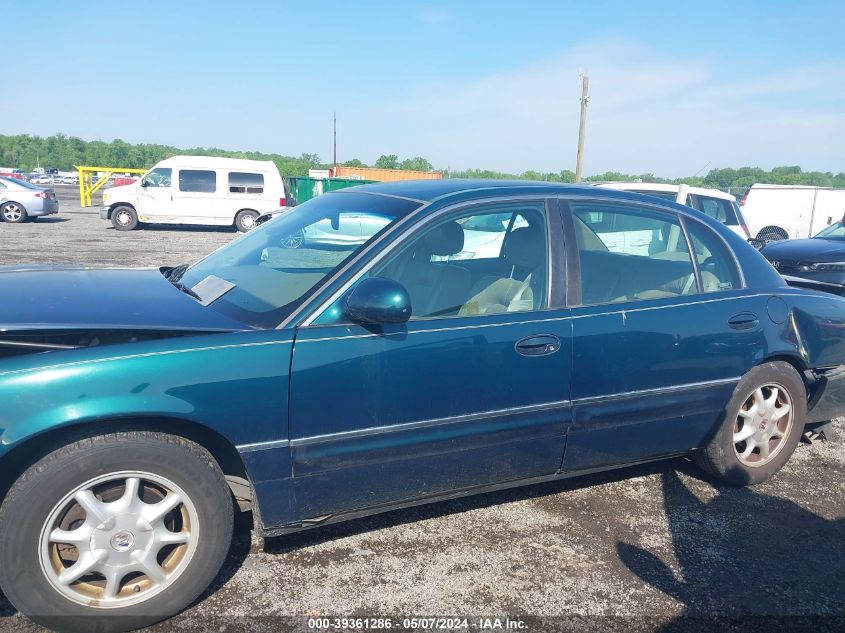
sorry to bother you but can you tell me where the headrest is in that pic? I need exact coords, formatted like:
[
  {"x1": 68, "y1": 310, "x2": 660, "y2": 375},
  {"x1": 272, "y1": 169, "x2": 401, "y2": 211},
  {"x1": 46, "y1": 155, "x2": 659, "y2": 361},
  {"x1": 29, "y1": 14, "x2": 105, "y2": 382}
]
[
  {"x1": 504, "y1": 226, "x2": 544, "y2": 268},
  {"x1": 426, "y1": 221, "x2": 465, "y2": 256}
]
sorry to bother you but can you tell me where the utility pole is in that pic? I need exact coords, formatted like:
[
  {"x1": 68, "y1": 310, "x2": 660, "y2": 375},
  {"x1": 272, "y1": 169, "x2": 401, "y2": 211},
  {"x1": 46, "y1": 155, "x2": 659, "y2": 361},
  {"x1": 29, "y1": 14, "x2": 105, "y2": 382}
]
[
  {"x1": 332, "y1": 112, "x2": 337, "y2": 173},
  {"x1": 575, "y1": 73, "x2": 589, "y2": 183}
]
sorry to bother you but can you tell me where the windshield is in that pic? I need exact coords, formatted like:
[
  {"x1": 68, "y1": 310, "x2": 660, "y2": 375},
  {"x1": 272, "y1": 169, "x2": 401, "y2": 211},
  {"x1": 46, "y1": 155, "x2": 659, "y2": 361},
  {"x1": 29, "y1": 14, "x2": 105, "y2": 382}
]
[
  {"x1": 180, "y1": 192, "x2": 421, "y2": 328},
  {"x1": 814, "y1": 221, "x2": 845, "y2": 239}
]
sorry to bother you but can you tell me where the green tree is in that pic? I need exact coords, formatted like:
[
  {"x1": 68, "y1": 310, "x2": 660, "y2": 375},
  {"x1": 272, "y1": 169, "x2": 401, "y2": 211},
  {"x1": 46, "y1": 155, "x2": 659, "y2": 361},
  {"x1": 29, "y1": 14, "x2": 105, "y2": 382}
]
[
  {"x1": 343, "y1": 158, "x2": 366, "y2": 167},
  {"x1": 374, "y1": 154, "x2": 399, "y2": 169},
  {"x1": 399, "y1": 156, "x2": 433, "y2": 171}
]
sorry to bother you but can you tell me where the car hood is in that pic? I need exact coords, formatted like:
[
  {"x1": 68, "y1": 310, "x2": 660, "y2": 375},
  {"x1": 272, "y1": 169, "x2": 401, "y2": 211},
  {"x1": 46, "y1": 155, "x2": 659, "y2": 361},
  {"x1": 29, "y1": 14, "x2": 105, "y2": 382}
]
[
  {"x1": 0, "y1": 265, "x2": 248, "y2": 332},
  {"x1": 103, "y1": 183, "x2": 137, "y2": 197},
  {"x1": 762, "y1": 238, "x2": 845, "y2": 262}
]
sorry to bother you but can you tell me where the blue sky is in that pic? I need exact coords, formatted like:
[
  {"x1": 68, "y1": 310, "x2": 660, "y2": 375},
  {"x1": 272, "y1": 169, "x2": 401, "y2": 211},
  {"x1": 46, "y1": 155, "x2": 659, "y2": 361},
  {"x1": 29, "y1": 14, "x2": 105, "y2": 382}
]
[{"x1": 3, "y1": 0, "x2": 844, "y2": 176}]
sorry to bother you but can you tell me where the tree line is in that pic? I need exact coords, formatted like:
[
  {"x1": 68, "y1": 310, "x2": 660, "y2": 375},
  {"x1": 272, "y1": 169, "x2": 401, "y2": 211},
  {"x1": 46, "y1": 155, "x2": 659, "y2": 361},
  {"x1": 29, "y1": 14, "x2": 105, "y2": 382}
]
[{"x1": 1, "y1": 133, "x2": 842, "y2": 192}]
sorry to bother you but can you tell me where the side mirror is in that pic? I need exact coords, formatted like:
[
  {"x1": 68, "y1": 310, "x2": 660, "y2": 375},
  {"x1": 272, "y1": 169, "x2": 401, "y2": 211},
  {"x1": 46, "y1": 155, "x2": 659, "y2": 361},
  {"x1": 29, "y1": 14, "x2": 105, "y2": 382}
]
[
  {"x1": 140, "y1": 178, "x2": 147, "y2": 187},
  {"x1": 345, "y1": 277, "x2": 412, "y2": 324}
]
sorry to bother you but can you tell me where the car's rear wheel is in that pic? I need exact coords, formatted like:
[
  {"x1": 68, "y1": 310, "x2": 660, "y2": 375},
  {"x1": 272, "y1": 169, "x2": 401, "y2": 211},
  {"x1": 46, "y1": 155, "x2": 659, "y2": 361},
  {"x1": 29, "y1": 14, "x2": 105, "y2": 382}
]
[
  {"x1": 0, "y1": 431, "x2": 234, "y2": 633},
  {"x1": 235, "y1": 209, "x2": 259, "y2": 232},
  {"x1": 111, "y1": 206, "x2": 139, "y2": 231},
  {"x1": 1, "y1": 201, "x2": 27, "y2": 223},
  {"x1": 694, "y1": 362, "x2": 806, "y2": 485}
]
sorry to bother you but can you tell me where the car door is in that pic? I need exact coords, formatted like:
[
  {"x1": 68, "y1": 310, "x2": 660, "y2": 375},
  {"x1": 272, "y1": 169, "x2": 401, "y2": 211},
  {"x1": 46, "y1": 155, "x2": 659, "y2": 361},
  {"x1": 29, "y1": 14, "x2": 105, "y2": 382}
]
[
  {"x1": 561, "y1": 197, "x2": 764, "y2": 471},
  {"x1": 137, "y1": 167, "x2": 174, "y2": 220},
  {"x1": 173, "y1": 168, "x2": 222, "y2": 224},
  {"x1": 287, "y1": 198, "x2": 572, "y2": 520}
]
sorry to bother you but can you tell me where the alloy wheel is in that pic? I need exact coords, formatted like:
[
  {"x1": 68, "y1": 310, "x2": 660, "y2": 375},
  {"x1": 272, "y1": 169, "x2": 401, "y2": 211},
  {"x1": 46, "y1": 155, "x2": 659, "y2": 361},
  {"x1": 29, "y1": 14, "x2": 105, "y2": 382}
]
[
  {"x1": 733, "y1": 383, "x2": 793, "y2": 467},
  {"x1": 2, "y1": 204, "x2": 23, "y2": 222},
  {"x1": 38, "y1": 471, "x2": 199, "y2": 608}
]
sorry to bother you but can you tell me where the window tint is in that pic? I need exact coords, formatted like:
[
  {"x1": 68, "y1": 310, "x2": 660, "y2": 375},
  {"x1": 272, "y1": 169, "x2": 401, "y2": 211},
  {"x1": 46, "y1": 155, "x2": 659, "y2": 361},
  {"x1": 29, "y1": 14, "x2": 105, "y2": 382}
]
[
  {"x1": 572, "y1": 202, "x2": 697, "y2": 305},
  {"x1": 144, "y1": 168, "x2": 171, "y2": 188},
  {"x1": 179, "y1": 169, "x2": 216, "y2": 193},
  {"x1": 689, "y1": 195, "x2": 739, "y2": 226},
  {"x1": 229, "y1": 171, "x2": 264, "y2": 194},
  {"x1": 315, "y1": 203, "x2": 548, "y2": 324},
  {"x1": 685, "y1": 220, "x2": 741, "y2": 292}
]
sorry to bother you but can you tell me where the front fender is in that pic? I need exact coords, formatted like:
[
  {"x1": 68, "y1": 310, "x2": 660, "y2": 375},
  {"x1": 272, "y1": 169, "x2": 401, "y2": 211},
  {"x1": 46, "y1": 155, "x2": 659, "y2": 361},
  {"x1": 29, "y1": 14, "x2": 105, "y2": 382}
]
[{"x1": 0, "y1": 330, "x2": 294, "y2": 456}]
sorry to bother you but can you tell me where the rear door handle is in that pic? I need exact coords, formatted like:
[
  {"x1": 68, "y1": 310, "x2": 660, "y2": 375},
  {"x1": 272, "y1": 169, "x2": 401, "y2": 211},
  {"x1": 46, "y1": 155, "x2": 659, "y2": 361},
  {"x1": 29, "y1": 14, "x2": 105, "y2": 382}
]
[
  {"x1": 515, "y1": 334, "x2": 561, "y2": 356},
  {"x1": 728, "y1": 312, "x2": 759, "y2": 330}
]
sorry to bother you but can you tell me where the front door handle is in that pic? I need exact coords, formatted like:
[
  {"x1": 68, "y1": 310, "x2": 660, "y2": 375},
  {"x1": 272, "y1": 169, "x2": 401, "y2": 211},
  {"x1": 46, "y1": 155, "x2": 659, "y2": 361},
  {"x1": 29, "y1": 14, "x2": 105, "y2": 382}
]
[
  {"x1": 515, "y1": 334, "x2": 561, "y2": 356},
  {"x1": 728, "y1": 312, "x2": 759, "y2": 330}
]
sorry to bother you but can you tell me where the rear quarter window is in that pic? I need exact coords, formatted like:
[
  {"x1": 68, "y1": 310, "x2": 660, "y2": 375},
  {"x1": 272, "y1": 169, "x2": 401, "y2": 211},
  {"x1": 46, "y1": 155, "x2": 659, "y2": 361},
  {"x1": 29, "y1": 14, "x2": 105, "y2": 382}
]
[
  {"x1": 229, "y1": 172, "x2": 265, "y2": 194},
  {"x1": 691, "y1": 195, "x2": 738, "y2": 226}
]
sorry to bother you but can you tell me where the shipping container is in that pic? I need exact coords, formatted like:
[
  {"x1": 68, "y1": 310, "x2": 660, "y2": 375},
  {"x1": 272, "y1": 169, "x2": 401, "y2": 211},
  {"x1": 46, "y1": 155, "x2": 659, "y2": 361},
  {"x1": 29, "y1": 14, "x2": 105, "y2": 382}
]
[{"x1": 331, "y1": 166, "x2": 442, "y2": 182}]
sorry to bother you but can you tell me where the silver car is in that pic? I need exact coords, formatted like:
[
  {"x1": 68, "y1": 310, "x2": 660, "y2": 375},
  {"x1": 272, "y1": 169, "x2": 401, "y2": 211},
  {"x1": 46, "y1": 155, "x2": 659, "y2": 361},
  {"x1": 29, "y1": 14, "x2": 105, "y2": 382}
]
[{"x1": 0, "y1": 176, "x2": 59, "y2": 223}]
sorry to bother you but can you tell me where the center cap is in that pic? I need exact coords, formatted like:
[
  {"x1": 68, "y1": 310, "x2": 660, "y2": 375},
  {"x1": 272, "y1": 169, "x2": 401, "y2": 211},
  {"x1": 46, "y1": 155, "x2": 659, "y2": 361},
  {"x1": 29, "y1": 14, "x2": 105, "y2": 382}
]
[{"x1": 110, "y1": 530, "x2": 135, "y2": 552}]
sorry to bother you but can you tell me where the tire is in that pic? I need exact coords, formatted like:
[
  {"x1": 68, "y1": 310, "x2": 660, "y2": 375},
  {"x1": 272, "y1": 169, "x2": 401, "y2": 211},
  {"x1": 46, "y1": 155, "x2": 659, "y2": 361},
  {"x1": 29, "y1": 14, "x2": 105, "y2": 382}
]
[
  {"x1": 0, "y1": 431, "x2": 234, "y2": 633},
  {"x1": 234, "y1": 209, "x2": 259, "y2": 233},
  {"x1": 111, "y1": 205, "x2": 138, "y2": 231},
  {"x1": 694, "y1": 361, "x2": 806, "y2": 485},
  {"x1": 756, "y1": 225, "x2": 788, "y2": 242},
  {"x1": 1, "y1": 201, "x2": 27, "y2": 223}
]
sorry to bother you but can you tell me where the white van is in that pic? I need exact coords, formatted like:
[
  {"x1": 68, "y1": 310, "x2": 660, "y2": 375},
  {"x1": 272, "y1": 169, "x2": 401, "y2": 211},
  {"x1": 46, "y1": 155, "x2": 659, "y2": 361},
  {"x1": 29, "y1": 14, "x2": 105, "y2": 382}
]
[
  {"x1": 100, "y1": 156, "x2": 286, "y2": 232},
  {"x1": 597, "y1": 182, "x2": 750, "y2": 240},
  {"x1": 740, "y1": 184, "x2": 845, "y2": 241}
]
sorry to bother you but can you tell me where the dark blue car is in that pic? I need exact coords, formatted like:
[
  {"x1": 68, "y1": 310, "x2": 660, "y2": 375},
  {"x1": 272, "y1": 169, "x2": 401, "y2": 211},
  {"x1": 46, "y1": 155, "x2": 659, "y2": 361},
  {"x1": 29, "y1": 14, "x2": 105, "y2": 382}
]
[
  {"x1": 762, "y1": 221, "x2": 845, "y2": 295},
  {"x1": 1, "y1": 180, "x2": 844, "y2": 632}
]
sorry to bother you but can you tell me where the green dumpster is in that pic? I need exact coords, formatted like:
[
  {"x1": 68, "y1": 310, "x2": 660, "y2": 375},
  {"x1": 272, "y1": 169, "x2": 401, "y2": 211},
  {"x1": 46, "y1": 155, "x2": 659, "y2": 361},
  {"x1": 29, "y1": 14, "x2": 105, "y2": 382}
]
[{"x1": 288, "y1": 177, "x2": 375, "y2": 205}]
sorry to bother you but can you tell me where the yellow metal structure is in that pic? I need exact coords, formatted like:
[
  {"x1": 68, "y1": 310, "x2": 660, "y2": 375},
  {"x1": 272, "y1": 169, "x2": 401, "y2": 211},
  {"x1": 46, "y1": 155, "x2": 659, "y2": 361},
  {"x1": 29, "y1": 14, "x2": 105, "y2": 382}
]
[{"x1": 75, "y1": 165, "x2": 147, "y2": 207}]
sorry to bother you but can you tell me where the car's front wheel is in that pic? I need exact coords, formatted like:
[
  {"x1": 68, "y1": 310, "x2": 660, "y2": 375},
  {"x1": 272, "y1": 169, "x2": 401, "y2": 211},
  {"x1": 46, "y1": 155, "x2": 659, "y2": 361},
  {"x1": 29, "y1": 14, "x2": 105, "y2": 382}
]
[
  {"x1": 0, "y1": 431, "x2": 234, "y2": 633},
  {"x1": 111, "y1": 206, "x2": 139, "y2": 231},
  {"x1": 694, "y1": 361, "x2": 806, "y2": 485}
]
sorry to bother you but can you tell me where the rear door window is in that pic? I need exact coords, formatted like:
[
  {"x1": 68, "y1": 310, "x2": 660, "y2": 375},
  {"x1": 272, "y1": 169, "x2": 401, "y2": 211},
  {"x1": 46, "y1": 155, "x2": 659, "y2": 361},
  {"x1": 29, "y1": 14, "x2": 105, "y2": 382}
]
[{"x1": 572, "y1": 202, "x2": 697, "y2": 305}]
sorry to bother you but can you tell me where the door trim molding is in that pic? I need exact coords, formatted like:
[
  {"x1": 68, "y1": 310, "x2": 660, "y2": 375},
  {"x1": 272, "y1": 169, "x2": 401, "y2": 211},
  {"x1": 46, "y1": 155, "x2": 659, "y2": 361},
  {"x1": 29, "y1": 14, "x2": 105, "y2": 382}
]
[{"x1": 236, "y1": 376, "x2": 741, "y2": 453}]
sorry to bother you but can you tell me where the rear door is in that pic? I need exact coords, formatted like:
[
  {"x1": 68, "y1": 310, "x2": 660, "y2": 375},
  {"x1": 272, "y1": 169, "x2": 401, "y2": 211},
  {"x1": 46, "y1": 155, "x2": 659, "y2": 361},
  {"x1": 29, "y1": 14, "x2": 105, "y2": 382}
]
[
  {"x1": 287, "y1": 198, "x2": 572, "y2": 520},
  {"x1": 562, "y1": 197, "x2": 763, "y2": 471}
]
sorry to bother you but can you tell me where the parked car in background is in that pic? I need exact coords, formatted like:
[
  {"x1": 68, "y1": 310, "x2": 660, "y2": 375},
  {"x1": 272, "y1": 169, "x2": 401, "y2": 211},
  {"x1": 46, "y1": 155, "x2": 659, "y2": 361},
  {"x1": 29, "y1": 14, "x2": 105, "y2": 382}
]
[
  {"x1": 100, "y1": 156, "x2": 288, "y2": 232},
  {"x1": 0, "y1": 176, "x2": 59, "y2": 223},
  {"x1": 30, "y1": 174, "x2": 54, "y2": 185},
  {"x1": 597, "y1": 182, "x2": 750, "y2": 239},
  {"x1": 1, "y1": 181, "x2": 844, "y2": 632},
  {"x1": 761, "y1": 221, "x2": 845, "y2": 294},
  {"x1": 741, "y1": 184, "x2": 845, "y2": 241}
]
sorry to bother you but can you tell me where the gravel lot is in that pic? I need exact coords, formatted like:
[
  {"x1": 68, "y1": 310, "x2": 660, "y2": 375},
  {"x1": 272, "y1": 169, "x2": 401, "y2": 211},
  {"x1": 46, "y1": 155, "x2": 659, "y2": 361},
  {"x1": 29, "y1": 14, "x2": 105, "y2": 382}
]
[{"x1": 1, "y1": 187, "x2": 843, "y2": 632}]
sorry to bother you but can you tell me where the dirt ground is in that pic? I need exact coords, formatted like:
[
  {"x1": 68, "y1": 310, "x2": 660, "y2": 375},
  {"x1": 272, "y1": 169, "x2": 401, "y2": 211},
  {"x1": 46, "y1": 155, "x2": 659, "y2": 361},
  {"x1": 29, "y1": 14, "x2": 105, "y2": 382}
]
[{"x1": 0, "y1": 187, "x2": 843, "y2": 632}]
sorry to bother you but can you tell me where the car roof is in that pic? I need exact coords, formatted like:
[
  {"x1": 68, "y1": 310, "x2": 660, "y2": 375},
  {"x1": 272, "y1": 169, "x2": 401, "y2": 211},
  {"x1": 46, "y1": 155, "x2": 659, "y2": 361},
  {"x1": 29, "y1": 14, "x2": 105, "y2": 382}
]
[
  {"x1": 597, "y1": 181, "x2": 736, "y2": 201},
  {"x1": 155, "y1": 155, "x2": 277, "y2": 171},
  {"x1": 332, "y1": 179, "x2": 677, "y2": 205}
]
